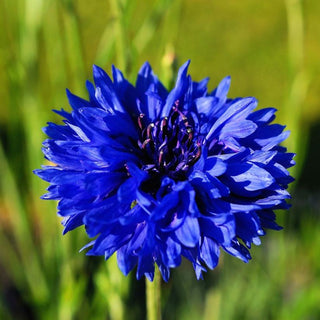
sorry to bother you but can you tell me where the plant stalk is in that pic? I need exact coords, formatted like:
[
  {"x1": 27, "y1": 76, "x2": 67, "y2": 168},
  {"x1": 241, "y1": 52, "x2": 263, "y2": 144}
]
[{"x1": 146, "y1": 268, "x2": 161, "y2": 320}]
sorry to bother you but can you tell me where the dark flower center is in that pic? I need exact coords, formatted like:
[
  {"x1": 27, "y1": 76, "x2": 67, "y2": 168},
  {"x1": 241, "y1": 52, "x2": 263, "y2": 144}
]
[{"x1": 137, "y1": 101, "x2": 202, "y2": 180}]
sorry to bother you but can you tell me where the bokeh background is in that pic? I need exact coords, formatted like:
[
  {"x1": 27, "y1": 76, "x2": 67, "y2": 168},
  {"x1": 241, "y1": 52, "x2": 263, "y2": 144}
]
[{"x1": 1, "y1": 0, "x2": 319, "y2": 319}]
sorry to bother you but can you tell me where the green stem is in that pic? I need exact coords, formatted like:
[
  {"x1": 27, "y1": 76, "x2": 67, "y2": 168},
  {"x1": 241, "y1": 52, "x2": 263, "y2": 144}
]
[
  {"x1": 109, "y1": 0, "x2": 128, "y2": 72},
  {"x1": 284, "y1": 0, "x2": 308, "y2": 179},
  {"x1": 146, "y1": 267, "x2": 161, "y2": 320}
]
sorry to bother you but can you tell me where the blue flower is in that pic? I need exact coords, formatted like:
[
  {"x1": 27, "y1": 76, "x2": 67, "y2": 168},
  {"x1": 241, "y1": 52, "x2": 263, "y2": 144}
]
[{"x1": 34, "y1": 61, "x2": 295, "y2": 281}]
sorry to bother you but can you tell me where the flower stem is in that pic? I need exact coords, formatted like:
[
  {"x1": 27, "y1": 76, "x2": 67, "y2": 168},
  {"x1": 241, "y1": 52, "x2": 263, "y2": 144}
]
[
  {"x1": 146, "y1": 267, "x2": 161, "y2": 320},
  {"x1": 109, "y1": 0, "x2": 128, "y2": 72}
]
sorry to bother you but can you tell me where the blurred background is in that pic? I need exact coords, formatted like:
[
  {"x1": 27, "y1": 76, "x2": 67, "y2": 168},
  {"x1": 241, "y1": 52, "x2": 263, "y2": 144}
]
[{"x1": 0, "y1": 0, "x2": 319, "y2": 319}]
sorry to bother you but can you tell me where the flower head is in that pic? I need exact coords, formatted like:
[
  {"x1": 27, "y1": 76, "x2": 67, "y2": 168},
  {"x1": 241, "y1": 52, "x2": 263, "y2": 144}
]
[{"x1": 35, "y1": 61, "x2": 295, "y2": 281}]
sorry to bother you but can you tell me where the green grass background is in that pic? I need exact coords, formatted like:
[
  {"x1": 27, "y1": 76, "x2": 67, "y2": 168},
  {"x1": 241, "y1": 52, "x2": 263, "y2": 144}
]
[{"x1": 0, "y1": 0, "x2": 320, "y2": 319}]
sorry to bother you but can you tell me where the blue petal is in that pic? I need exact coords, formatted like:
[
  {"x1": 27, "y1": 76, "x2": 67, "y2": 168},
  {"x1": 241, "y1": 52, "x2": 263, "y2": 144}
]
[
  {"x1": 248, "y1": 107, "x2": 276, "y2": 123},
  {"x1": 192, "y1": 77, "x2": 209, "y2": 98},
  {"x1": 246, "y1": 150, "x2": 277, "y2": 165},
  {"x1": 190, "y1": 171, "x2": 229, "y2": 199},
  {"x1": 66, "y1": 89, "x2": 92, "y2": 110},
  {"x1": 200, "y1": 237, "x2": 220, "y2": 269},
  {"x1": 151, "y1": 191, "x2": 179, "y2": 221},
  {"x1": 126, "y1": 222, "x2": 148, "y2": 253},
  {"x1": 62, "y1": 212, "x2": 85, "y2": 234},
  {"x1": 248, "y1": 124, "x2": 288, "y2": 150},
  {"x1": 175, "y1": 216, "x2": 200, "y2": 247},
  {"x1": 53, "y1": 108, "x2": 73, "y2": 121},
  {"x1": 226, "y1": 162, "x2": 275, "y2": 193},
  {"x1": 112, "y1": 65, "x2": 139, "y2": 115},
  {"x1": 84, "y1": 172, "x2": 126, "y2": 198},
  {"x1": 161, "y1": 237, "x2": 181, "y2": 268},
  {"x1": 235, "y1": 211, "x2": 262, "y2": 247},
  {"x1": 136, "y1": 62, "x2": 167, "y2": 99},
  {"x1": 43, "y1": 122, "x2": 74, "y2": 140},
  {"x1": 212, "y1": 76, "x2": 231, "y2": 101},
  {"x1": 93, "y1": 64, "x2": 113, "y2": 87},
  {"x1": 33, "y1": 166, "x2": 62, "y2": 182},
  {"x1": 100, "y1": 145, "x2": 139, "y2": 168},
  {"x1": 117, "y1": 245, "x2": 138, "y2": 276},
  {"x1": 267, "y1": 162, "x2": 294, "y2": 186},
  {"x1": 145, "y1": 83, "x2": 164, "y2": 120},
  {"x1": 223, "y1": 240, "x2": 251, "y2": 263},
  {"x1": 274, "y1": 152, "x2": 295, "y2": 168},
  {"x1": 112, "y1": 64, "x2": 130, "y2": 91},
  {"x1": 258, "y1": 210, "x2": 282, "y2": 230},
  {"x1": 86, "y1": 80, "x2": 99, "y2": 106},
  {"x1": 195, "y1": 263, "x2": 206, "y2": 280},
  {"x1": 220, "y1": 119, "x2": 257, "y2": 139},
  {"x1": 88, "y1": 231, "x2": 132, "y2": 256},
  {"x1": 160, "y1": 209, "x2": 185, "y2": 232},
  {"x1": 194, "y1": 97, "x2": 217, "y2": 117},
  {"x1": 103, "y1": 112, "x2": 138, "y2": 139},
  {"x1": 161, "y1": 60, "x2": 190, "y2": 117},
  {"x1": 204, "y1": 157, "x2": 227, "y2": 177},
  {"x1": 76, "y1": 107, "x2": 109, "y2": 131},
  {"x1": 136, "y1": 62, "x2": 153, "y2": 92},
  {"x1": 126, "y1": 162, "x2": 149, "y2": 182},
  {"x1": 83, "y1": 203, "x2": 123, "y2": 237},
  {"x1": 93, "y1": 65, "x2": 124, "y2": 112},
  {"x1": 136, "y1": 225, "x2": 156, "y2": 280},
  {"x1": 67, "y1": 122, "x2": 90, "y2": 142},
  {"x1": 158, "y1": 264, "x2": 170, "y2": 283},
  {"x1": 258, "y1": 131, "x2": 290, "y2": 151},
  {"x1": 182, "y1": 248, "x2": 207, "y2": 279},
  {"x1": 119, "y1": 204, "x2": 147, "y2": 225},
  {"x1": 117, "y1": 177, "x2": 138, "y2": 204},
  {"x1": 200, "y1": 214, "x2": 235, "y2": 246},
  {"x1": 137, "y1": 254, "x2": 155, "y2": 281},
  {"x1": 136, "y1": 190, "x2": 156, "y2": 213},
  {"x1": 205, "y1": 97, "x2": 257, "y2": 141}
]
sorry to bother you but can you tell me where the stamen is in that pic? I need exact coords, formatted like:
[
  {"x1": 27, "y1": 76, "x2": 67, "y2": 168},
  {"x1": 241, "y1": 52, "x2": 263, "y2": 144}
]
[
  {"x1": 160, "y1": 117, "x2": 168, "y2": 136},
  {"x1": 171, "y1": 109, "x2": 179, "y2": 125},
  {"x1": 187, "y1": 128, "x2": 193, "y2": 145},
  {"x1": 124, "y1": 163, "x2": 130, "y2": 176},
  {"x1": 158, "y1": 136, "x2": 168, "y2": 151},
  {"x1": 158, "y1": 150, "x2": 164, "y2": 167},
  {"x1": 141, "y1": 138, "x2": 151, "y2": 149},
  {"x1": 136, "y1": 105, "x2": 202, "y2": 180},
  {"x1": 175, "y1": 161, "x2": 187, "y2": 171},
  {"x1": 146, "y1": 123, "x2": 155, "y2": 139},
  {"x1": 137, "y1": 113, "x2": 145, "y2": 130},
  {"x1": 189, "y1": 142, "x2": 202, "y2": 165},
  {"x1": 181, "y1": 132, "x2": 189, "y2": 144}
]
